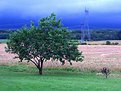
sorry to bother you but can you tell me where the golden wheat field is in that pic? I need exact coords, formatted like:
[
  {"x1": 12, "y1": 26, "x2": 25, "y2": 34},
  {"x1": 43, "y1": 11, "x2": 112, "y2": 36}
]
[{"x1": 0, "y1": 44, "x2": 121, "y2": 71}]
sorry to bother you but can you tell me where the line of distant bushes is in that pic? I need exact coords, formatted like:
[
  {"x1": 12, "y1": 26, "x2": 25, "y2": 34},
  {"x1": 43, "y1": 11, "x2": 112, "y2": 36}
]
[
  {"x1": 70, "y1": 29, "x2": 121, "y2": 41},
  {"x1": 105, "y1": 41, "x2": 119, "y2": 45},
  {"x1": 0, "y1": 30, "x2": 15, "y2": 39},
  {"x1": 0, "y1": 29, "x2": 121, "y2": 41}
]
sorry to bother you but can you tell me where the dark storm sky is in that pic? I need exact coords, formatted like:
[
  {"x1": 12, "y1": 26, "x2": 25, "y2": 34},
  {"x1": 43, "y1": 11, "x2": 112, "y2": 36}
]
[{"x1": 0, "y1": 0, "x2": 121, "y2": 29}]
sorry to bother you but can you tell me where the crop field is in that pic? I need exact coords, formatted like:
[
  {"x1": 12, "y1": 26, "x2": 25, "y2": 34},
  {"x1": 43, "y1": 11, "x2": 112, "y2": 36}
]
[
  {"x1": 0, "y1": 43, "x2": 121, "y2": 71},
  {"x1": 78, "y1": 45, "x2": 121, "y2": 71}
]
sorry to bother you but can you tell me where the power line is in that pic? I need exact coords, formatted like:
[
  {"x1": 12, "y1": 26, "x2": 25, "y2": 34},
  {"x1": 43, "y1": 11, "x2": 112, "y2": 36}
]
[{"x1": 81, "y1": 0, "x2": 91, "y2": 42}]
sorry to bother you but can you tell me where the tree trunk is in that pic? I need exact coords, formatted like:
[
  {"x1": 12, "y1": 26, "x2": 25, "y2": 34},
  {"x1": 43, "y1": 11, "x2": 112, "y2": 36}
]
[
  {"x1": 38, "y1": 59, "x2": 44, "y2": 75},
  {"x1": 106, "y1": 74, "x2": 108, "y2": 79},
  {"x1": 39, "y1": 68, "x2": 42, "y2": 75}
]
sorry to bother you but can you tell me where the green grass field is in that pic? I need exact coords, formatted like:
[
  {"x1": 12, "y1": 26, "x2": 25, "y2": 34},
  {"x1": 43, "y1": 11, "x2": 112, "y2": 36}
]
[{"x1": 0, "y1": 64, "x2": 121, "y2": 91}]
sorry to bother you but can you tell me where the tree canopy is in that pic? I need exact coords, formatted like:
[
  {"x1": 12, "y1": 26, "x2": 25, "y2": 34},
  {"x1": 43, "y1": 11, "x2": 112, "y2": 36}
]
[{"x1": 6, "y1": 13, "x2": 83, "y2": 75}]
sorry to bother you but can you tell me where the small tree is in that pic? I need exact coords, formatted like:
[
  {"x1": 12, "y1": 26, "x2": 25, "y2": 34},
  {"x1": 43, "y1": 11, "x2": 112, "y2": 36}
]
[
  {"x1": 6, "y1": 13, "x2": 83, "y2": 75},
  {"x1": 101, "y1": 67, "x2": 110, "y2": 78}
]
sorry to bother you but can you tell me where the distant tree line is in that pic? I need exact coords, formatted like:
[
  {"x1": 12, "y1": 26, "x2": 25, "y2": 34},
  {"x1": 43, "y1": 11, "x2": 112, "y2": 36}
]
[
  {"x1": 0, "y1": 29, "x2": 121, "y2": 40},
  {"x1": 70, "y1": 29, "x2": 121, "y2": 41},
  {"x1": 0, "y1": 30, "x2": 15, "y2": 39},
  {"x1": 0, "y1": 30, "x2": 10, "y2": 39}
]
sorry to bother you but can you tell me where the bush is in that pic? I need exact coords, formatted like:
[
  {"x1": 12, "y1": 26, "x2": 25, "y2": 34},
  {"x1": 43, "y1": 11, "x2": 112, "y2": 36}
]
[
  {"x1": 112, "y1": 42, "x2": 119, "y2": 45},
  {"x1": 106, "y1": 41, "x2": 111, "y2": 45},
  {"x1": 106, "y1": 41, "x2": 119, "y2": 45}
]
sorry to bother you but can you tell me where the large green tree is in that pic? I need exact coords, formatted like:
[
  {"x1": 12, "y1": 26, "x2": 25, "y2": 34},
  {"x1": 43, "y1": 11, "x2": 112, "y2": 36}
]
[{"x1": 6, "y1": 13, "x2": 83, "y2": 75}]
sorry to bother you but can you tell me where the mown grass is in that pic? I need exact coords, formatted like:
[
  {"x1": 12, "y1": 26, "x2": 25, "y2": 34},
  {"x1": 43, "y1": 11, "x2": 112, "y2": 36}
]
[{"x1": 0, "y1": 64, "x2": 121, "y2": 91}]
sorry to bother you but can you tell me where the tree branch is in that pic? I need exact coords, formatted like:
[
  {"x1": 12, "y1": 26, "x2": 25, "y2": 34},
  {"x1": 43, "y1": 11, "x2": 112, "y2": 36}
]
[{"x1": 30, "y1": 59, "x2": 38, "y2": 67}]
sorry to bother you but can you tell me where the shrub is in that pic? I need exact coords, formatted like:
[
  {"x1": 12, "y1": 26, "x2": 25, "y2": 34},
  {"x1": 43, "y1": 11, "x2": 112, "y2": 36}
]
[
  {"x1": 106, "y1": 41, "x2": 111, "y2": 45},
  {"x1": 112, "y1": 42, "x2": 119, "y2": 45},
  {"x1": 101, "y1": 67, "x2": 110, "y2": 78}
]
